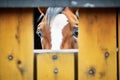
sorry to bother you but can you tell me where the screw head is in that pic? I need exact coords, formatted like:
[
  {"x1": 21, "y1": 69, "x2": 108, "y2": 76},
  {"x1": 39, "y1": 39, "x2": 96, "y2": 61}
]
[
  {"x1": 105, "y1": 52, "x2": 109, "y2": 58},
  {"x1": 52, "y1": 55, "x2": 58, "y2": 60},
  {"x1": 8, "y1": 55, "x2": 13, "y2": 60},
  {"x1": 89, "y1": 70, "x2": 94, "y2": 74},
  {"x1": 54, "y1": 68, "x2": 58, "y2": 74},
  {"x1": 88, "y1": 68, "x2": 95, "y2": 76}
]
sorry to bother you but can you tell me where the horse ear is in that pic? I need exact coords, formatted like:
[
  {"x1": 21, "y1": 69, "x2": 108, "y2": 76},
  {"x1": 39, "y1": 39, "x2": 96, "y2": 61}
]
[
  {"x1": 75, "y1": 9, "x2": 80, "y2": 19},
  {"x1": 37, "y1": 7, "x2": 48, "y2": 15}
]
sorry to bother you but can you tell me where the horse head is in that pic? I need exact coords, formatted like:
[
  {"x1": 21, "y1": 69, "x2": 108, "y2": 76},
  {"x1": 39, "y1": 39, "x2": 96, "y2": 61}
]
[{"x1": 36, "y1": 7, "x2": 79, "y2": 49}]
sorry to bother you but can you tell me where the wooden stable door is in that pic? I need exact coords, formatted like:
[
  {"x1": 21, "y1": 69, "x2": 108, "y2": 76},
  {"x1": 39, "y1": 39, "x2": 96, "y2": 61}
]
[
  {"x1": 118, "y1": 9, "x2": 120, "y2": 80},
  {"x1": 36, "y1": 53, "x2": 75, "y2": 80},
  {"x1": 78, "y1": 9, "x2": 117, "y2": 80},
  {"x1": 0, "y1": 8, "x2": 119, "y2": 80},
  {"x1": 0, "y1": 9, "x2": 33, "y2": 80}
]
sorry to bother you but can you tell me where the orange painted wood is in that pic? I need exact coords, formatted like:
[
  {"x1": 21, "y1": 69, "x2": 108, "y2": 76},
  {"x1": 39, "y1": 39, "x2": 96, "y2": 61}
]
[
  {"x1": 0, "y1": 9, "x2": 33, "y2": 80},
  {"x1": 78, "y1": 9, "x2": 117, "y2": 80},
  {"x1": 37, "y1": 53, "x2": 75, "y2": 80}
]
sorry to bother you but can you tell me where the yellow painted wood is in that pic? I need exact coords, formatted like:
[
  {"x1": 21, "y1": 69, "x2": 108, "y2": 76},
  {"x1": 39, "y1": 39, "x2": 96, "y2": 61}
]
[
  {"x1": 0, "y1": 9, "x2": 33, "y2": 80},
  {"x1": 37, "y1": 53, "x2": 75, "y2": 80},
  {"x1": 118, "y1": 9, "x2": 120, "y2": 79},
  {"x1": 78, "y1": 9, "x2": 117, "y2": 80}
]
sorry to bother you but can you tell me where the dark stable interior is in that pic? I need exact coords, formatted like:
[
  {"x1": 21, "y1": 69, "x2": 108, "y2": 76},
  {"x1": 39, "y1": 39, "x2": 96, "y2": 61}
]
[{"x1": 34, "y1": 8, "x2": 42, "y2": 49}]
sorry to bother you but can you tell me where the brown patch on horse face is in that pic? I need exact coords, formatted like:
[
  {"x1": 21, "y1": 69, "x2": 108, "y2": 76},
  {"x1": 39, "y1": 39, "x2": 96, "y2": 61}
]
[
  {"x1": 61, "y1": 23, "x2": 78, "y2": 49},
  {"x1": 37, "y1": 15, "x2": 52, "y2": 49},
  {"x1": 37, "y1": 15, "x2": 46, "y2": 30},
  {"x1": 61, "y1": 7, "x2": 78, "y2": 49},
  {"x1": 61, "y1": 23, "x2": 72, "y2": 49},
  {"x1": 41, "y1": 27, "x2": 51, "y2": 49},
  {"x1": 62, "y1": 7, "x2": 79, "y2": 29}
]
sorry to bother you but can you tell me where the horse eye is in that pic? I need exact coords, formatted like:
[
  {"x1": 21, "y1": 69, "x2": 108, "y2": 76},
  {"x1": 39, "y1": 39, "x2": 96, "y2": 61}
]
[
  {"x1": 73, "y1": 27, "x2": 78, "y2": 38},
  {"x1": 36, "y1": 29, "x2": 42, "y2": 38}
]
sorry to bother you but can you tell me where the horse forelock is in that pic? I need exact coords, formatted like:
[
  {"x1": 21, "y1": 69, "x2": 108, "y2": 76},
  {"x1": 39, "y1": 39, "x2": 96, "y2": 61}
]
[{"x1": 46, "y1": 7, "x2": 64, "y2": 27}]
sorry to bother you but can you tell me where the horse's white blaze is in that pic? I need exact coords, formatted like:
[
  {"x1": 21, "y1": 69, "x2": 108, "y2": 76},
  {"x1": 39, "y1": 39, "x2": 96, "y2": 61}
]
[{"x1": 50, "y1": 14, "x2": 68, "y2": 50}]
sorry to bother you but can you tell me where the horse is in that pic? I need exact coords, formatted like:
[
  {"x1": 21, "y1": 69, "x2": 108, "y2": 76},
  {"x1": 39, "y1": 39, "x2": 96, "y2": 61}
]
[{"x1": 36, "y1": 7, "x2": 79, "y2": 50}]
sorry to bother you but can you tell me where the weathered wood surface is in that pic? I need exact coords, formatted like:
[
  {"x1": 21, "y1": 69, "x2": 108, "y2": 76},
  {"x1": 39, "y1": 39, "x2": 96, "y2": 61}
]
[
  {"x1": 0, "y1": 8, "x2": 118, "y2": 80},
  {"x1": 78, "y1": 8, "x2": 117, "y2": 80},
  {"x1": 118, "y1": 9, "x2": 120, "y2": 80},
  {"x1": 37, "y1": 53, "x2": 75, "y2": 80},
  {"x1": 0, "y1": 9, "x2": 33, "y2": 80}
]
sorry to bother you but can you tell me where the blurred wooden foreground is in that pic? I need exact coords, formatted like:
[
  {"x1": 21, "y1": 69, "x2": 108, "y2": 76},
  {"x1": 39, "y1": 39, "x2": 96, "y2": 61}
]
[{"x1": 0, "y1": 8, "x2": 119, "y2": 80}]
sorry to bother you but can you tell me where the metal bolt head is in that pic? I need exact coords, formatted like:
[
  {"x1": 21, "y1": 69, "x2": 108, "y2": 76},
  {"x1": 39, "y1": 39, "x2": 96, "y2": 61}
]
[
  {"x1": 54, "y1": 68, "x2": 58, "y2": 74},
  {"x1": 105, "y1": 52, "x2": 109, "y2": 58},
  {"x1": 89, "y1": 70, "x2": 94, "y2": 74},
  {"x1": 8, "y1": 55, "x2": 13, "y2": 60},
  {"x1": 88, "y1": 68, "x2": 95, "y2": 75},
  {"x1": 52, "y1": 55, "x2": 58, "y2": 60}
]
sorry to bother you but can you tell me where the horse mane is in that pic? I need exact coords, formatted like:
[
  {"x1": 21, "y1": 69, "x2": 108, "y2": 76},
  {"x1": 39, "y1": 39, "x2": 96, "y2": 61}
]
[{"x1": 46, "y1": 7, "x2": 64, "y2": 26}]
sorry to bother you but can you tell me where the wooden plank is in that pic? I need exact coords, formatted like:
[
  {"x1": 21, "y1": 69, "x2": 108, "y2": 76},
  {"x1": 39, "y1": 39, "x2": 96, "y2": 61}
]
[
  {"x1": 0, "y1": 9, "x2": 33, "y2": 80},
  {"x1": 37, "y1": 53, "x2": 75, "y2": 80},
  {"x1": 118, "y1": 9, "x2": 120, "y2": 80},
  {"x1": 78, "y1": 9, "x2": 117, "y2": 80}
]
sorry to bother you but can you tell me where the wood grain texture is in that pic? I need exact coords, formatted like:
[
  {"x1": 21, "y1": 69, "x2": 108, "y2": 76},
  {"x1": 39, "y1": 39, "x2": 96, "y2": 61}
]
[
  {"x1": 118, "y1": 9, "x2": 120, "y2": 80},
  {"x1": 37, "y1": 53, "x2": 75, "y2": 80},
  {"x1": 78, "y1": 8, "x2": 117, "y2": 80},
  {"x1": 0, "y1": 9, "x2": 33, "y2": 80}
]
